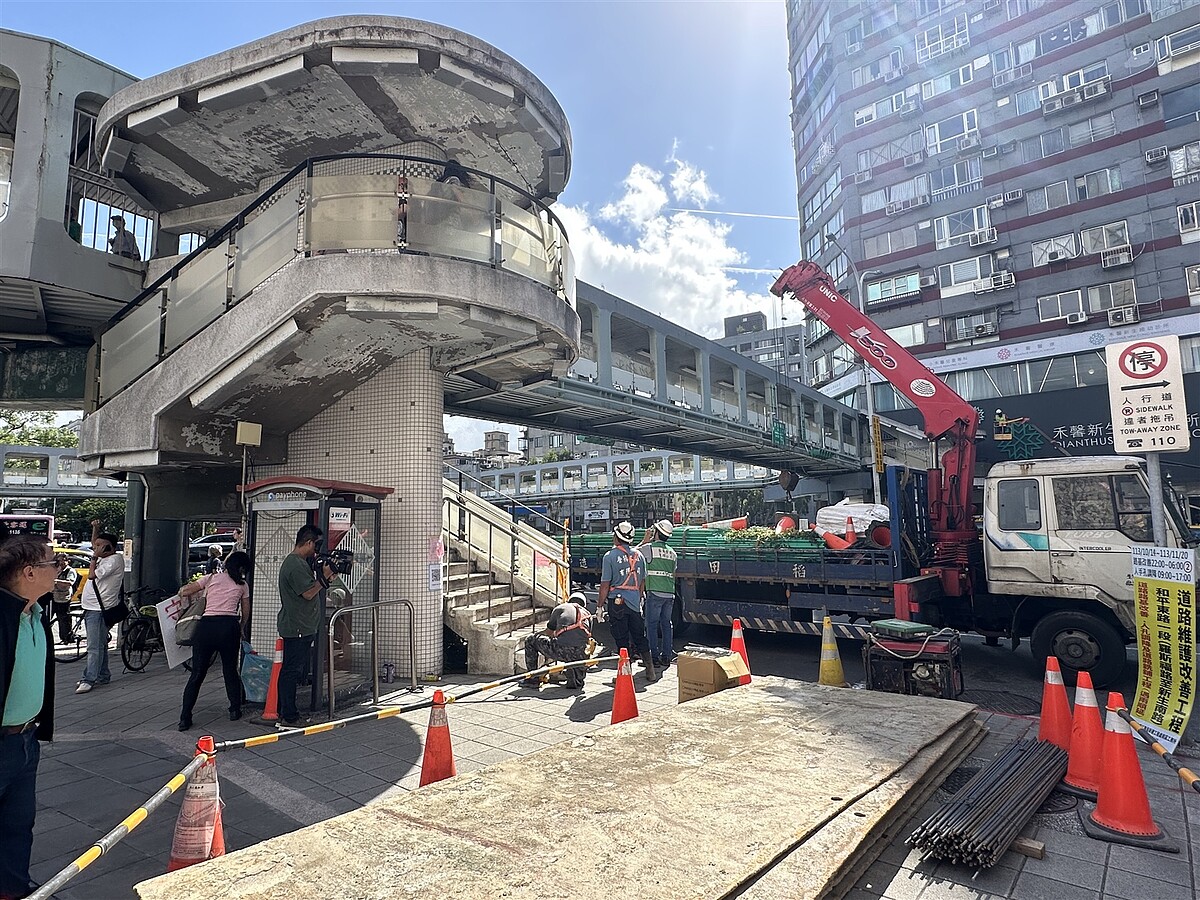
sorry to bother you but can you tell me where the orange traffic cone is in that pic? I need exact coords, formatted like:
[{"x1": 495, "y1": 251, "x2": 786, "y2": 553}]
[
  {"x1": 812, "y1": 524, "x2": 851, "y2": 551},
  {"x1": 1062, "y1": 671, "x2": 1103, "y2": 799},
  {"x1": 262, "y1": 638, "x2": 283, "y2": 722},
  {"x1": 730, "y1": 618, "x2": 752, "y2": 686},
  {"x1": 167, "y1": 736, "x2": 225, "y2": 872},
  {"x1": 844, "y1": 516, "x2": 858, "y2": 545},
  {"x1": 610, "y1": 648, "x2": 639, "y2": 724},
  {"x1": 419, "y1": 689, "x2": 456, "y2": 786},
  {"x1": 1037, "y1": 656, "x2": 1072, "y2": 752},
  {"x1": 1080, "y1": 693, "x2": 1179, "y2": 852}
]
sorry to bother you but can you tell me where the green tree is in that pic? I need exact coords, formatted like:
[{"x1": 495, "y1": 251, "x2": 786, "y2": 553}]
[
  {"x1": 55, "y1": 498, "x2": 127, "y2": 541},
  {"x1": 0, "y1": 410, "x2": 79, "y2": 448}
]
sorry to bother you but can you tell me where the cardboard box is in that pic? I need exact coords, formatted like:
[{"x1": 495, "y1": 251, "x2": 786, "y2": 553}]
[{"x1": 676, "y1": 647, "x2": 750, "y2": 704}]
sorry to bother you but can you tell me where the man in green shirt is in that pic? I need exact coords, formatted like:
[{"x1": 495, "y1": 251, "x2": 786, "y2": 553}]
[{"x1": 277, "y1": 525, "x2": 333, "y2": 727}]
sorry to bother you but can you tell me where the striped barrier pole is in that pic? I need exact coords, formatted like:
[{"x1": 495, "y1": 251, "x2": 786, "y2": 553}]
[{"x1": 1117, "y1": 708, "x2": 1200, "y2": 794}]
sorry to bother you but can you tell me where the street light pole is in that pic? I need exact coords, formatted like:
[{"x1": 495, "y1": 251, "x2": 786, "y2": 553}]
[{"x1": 824, "y1": 233, "x2": 884, "y2": 502}]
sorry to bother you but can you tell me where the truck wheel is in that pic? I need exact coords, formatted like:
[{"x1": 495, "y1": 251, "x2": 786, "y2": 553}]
[{"x1": 1030, "y1": 610, "x2": 1127, "y2": 688}]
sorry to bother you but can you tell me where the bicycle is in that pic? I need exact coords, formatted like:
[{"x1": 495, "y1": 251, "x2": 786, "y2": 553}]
[
  {"x1": 54, "y1": 608, "x2": 87, "y2": 663},
  {"x1": 120, "y1": 587, "x2": 169, "y2": 672}
]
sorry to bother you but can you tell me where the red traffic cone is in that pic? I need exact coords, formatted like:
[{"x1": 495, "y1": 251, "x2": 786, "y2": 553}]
[
  {"x1": 812, "y1": 524, "x2": 851, "y2": 551},
  {"x1": 262, "y1": 638, "x2": 283, "y2": 722},
  {"x1": 730, "y1": 618, "x2": 752, "y2": 686},
  {"x1": 167, "y1": 736, "x2": 225, "y2": 872},
  {"x1": 1080, "y1": 693, "x2": 1179, "y2": 852},
  {"x1": 1062, "y1": 671, "x2": 1103, "y2": 799},
  {"x1": 1037, "y1": 656, "x2": 1072, "y2": 752},
  {"x1": 418, "y1": 689, "x2": 457, "y2": 786},
  {"x1": 610, "y1": 648, "x2": 639, "y2": 724},
  {"x1": 844, "y1": 516, "x2": 858, "y2": 545}
]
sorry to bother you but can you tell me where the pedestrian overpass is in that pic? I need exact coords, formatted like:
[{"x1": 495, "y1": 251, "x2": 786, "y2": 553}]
[{"x1": 1, "y1": 443, "x2": 127, "y2": 501}]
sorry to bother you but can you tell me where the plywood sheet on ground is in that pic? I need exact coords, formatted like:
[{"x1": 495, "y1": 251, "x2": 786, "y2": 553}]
[{"x1": 136, "y1": 678, "x2": 976, "y2": 900}]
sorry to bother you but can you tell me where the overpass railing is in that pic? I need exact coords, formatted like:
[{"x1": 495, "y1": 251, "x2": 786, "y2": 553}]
[{"x1": 97, "y1": 153, "x2": 575, "y2": 404}]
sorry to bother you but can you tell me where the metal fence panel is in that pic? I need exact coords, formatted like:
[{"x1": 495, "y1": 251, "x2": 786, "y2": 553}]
[
  {"x1": 307, "y1": 174, "x2": 399, "y2": 252},
  {"x1": 500, "y1": 202, "x2": 551, "y2": 286},
  {"x1": 406, "y1": 178, "x2": 495, "y2": 263},
  {"x1": 232, "y1": 184, "x2": 302, "y2": 299},
  {"x1": 164, "y1": 242, "x2": 231, "y2": 351},
  {"x1": 99, "y1": 292, "x2": 162, "y2": 400}
]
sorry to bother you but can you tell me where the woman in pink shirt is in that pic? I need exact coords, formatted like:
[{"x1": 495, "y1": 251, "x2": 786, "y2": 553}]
[{"x1": 177, "y1": 551, "x2": 251, "y2": 731}]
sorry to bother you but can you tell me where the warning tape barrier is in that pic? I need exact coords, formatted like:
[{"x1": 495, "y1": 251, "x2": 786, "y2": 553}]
[
  {"x1": 1117, "y1": 708, "x2": 1200, "y2": 793},
  {"x1": 29, "y1": 653, "x2": 620, "y2": 896}
]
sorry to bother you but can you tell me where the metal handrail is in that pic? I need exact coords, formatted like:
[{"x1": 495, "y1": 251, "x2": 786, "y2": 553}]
[
  {"x1": 442, "y1": 493, "x2": 567, "y2": 631},
  {"x1": 444, "y1": 465, "x2": 568, "y2": 537},
  {"x1": 326, "y1": 597, "x2": 419, "y2": 719}
]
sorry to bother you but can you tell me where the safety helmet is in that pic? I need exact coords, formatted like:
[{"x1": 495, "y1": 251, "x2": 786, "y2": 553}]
[
  {"x1": 613, "y1": 521, "x2": 636, "y2": 542},
  {"x1": 654, "y1": 519, "x2": 675, "y2": 539},
  {"x1": 567, "y1": 591, "x2": 588, "y2": 605}
]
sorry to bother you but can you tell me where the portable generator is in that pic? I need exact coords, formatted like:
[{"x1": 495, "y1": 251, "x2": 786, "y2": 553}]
[{"x1": 863, "y1": 620, "x2": 964, "y2": 700}]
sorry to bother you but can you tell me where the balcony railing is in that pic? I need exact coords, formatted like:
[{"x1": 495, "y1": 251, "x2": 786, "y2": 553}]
[{"x1": 97, "y1": 154, "x2": 575, "y2": 405}]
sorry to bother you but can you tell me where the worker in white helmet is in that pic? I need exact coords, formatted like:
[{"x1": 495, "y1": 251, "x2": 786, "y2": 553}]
[
  {"x1": 640, "y1": 519, "x2": 678, "y2": 668},
  {"x1": 521, "y1": 591, "x2": 592, "y2": 689},
  {"x1": 598, "y1": 522, "x2": 656, "y2": 681}
]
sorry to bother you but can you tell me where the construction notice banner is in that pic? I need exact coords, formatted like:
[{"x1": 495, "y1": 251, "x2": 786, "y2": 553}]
[{"x1": 1130, "y1": 545, "x2": 1196, "y2": 753}]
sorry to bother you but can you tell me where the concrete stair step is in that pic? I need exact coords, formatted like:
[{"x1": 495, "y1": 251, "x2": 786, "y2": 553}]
[
  {"x1": 445, "y1": 561, "x2": 472, "y2": 577},
  {"x1": 454, "y1": 594, "x2": 530, "y2": 623},
  {"x1": 443, "y1": 583, "x2": 511, "y2": 612},
  {"x1": 443, "y1": 572, "x2": 495, "y2": 591}
]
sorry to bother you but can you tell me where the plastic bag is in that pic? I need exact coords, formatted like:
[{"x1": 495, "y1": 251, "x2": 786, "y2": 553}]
[{"x1": 239, "y1": 641, "x2": 272, "y2": 704}]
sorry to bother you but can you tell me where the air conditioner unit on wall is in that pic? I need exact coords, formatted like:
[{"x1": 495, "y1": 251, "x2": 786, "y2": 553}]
[
  {"x1": 1047, "y1": 250, "x2": 1065, "y2": 262},
  {"x1": 1138, "y1": 90, "x2": 1160, "y2": 108},
  {"x1": 1145, "y1": 146, "x2": 1168, "y2": 164},
  {"x1": 1102, "y1": 245, "x2": 1134, "y2": 268},
  {"x1": 899, "y1": 101, "x2": 921, "y2": 119},
  {"x1": 1004, "y1": 189, "x2": 1024, "y2": 204},
  {"x1": 847, "y1": 41, "x2": 863, "y2": 55},
  {"x1": 1082, "y1": 81, "x2": 1108, "y2": 100},
  {"x1": 904, "y1": 152, "x2": 924, "y2": 167},
  {"x1": 1066, "y1": 312, "x2": 1089, "y2": 325},
  {"x1": 884, "y1": 69, "x2": 904, "y2": 82},
  {"x1": 920, "y1": 274, "x2": 938, "y2": 288},
  {"x1": 969, "y1": 227, "x2": 998, "y2": 247},
  {"x1": 1042, "y1": 97, "x2": 1064, "y2": 114},
  {"x1": 983, "y1": 0, "x2": 1002, "y2": 13},
  {"x1": 855, "y1": 169, "x2": 873, "y2": 184},
  {"x1": 992, "y1": 71, "x2": 1014, "y2": 89},
  {"x1": 1108, "y1": 305, "x2": 1140, "y2": 326},
  {"x1": 986, "y1": 194, "x2": 1005, "y2": 208},
  {"x1": 982, "y1": 146, "x2": 1000, "y2": 159},
  {"x1": 974, "y1": 321, "x2": 998, "y2": 336},
  {"x1": 957, "y1": 134, "x2": 981, "y2": 152}
]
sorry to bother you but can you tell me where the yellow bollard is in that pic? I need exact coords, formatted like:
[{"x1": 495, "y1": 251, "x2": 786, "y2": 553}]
[{"x1": 818, "y1": 616, "x2": 847, "y2": 687}]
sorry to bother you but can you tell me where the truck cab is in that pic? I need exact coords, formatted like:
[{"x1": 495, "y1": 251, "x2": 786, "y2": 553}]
[{"x1": 982, "y1": 456, "x2": 1194, "y2": 684}]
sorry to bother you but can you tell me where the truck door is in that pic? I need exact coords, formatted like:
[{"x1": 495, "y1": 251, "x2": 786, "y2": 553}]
[
  {"x1": 984, "y1": 477, "x2": 1051, "y2": 586},
  {"x1": 1046, "y1": 473, "x2": 1153, "y2": 607}
]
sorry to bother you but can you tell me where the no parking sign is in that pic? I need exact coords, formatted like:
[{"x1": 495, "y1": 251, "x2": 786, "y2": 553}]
[{"x1": 1105, "y1": 336, "x2": 1190, "y2": 454}]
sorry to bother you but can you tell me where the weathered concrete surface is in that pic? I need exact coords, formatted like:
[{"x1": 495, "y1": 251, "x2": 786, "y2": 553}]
[{"x1": 136, "y1": 679, "x2": 976, "y2": 900}]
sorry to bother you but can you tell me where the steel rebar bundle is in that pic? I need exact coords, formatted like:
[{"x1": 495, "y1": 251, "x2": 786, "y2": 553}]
[{"x1": 908, "y1": 739, "x2": 1068, "y2": 869}]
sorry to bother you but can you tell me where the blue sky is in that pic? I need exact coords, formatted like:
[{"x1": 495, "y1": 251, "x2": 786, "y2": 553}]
[{"x1": 4, "y1": 1, "x2": 801, "y2": 450}]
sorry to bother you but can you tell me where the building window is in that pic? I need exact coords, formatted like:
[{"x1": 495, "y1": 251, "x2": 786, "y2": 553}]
[
  {"x1": 1163, "y1": 83, "x2": 1200, "y2": 130},
  {"x1": 1170, "y1": 141, "x2": 1200, "y2": 183},
  {"x1": 1037, "y1": 289, "x2": 1085, "y2": 321},
  {"x1": 1031, "y1": 233, "x2": 1079, "y2": 265},
  {"x1": 1075, "y1": 166, "x2": 1122, "y2": 200},
  {"x1": 1087, "y1": 279, "x2": 1136, "y2": 312},
  {"x1": 798, "y1": 90, "x2": 839, "y2": 147},
  {"x1": 863, "y1": 223, "x2": 920, "y2": 259},
  {"x1": 847, "y1": 4, "x2": 899, "y2": 45},
  {"x1": 929, "y1": 157, "x2": 982, "y2": 202},
  {"x1": 993, "y1": 38, "x2": 1039, "y2": 74},
  {"x1": 866, "y1": 272, "x2": 921, "y2": 305},
  {"x1": 862, "y1": 173, "x2": 930, "y2": 214},
  {"x1": 886, "y1": 322, "x2": 926, "y2": 348},
  {"x1": 802, "y1": 167, "x2": 841, "y2": 225},
  {"x1": 922, "y1": 64, "x2": 973, "y2": 100},
  {"x1": 1069, "y1": 112, "x2": 1117, "y2": 146},
  {"x1": 1015, "y1": 86, "x2": 1042, "y2": 114},
  {"x1": 1027, "y1": 180, "x2": 1071, "y2": 213},
  {"x1": 934, "y1": 204, "x2": 989, "y2": 249},
  {"x1": 1156, "y1": 22, "x2": 1200, "y2": 61},
  {"x1": 1006, "y1": 0, "x2": 1049, "y2": 20},
  {"x1": 945, "y1": 309, "x2": 1000, "y2": 343},
  {"x1": 858, "y1": 131, "x2": 924, "y2": 172},
  {"x1": 937, "y1": 254, "x2": 994, "y2": 295},
  {"x1": 791, "y1": 11, "x2": 832, "y2": 88},
  {"x1": 1023, "y1": 128, "x2": 1066, "y2": 162},
  {"x1": 1180, "y1": 201, "x2": 1200, "y2": 237},
  {"x1": 916, "y1": 13, "x2": 970, "y2": 64},
  {"x1": 1080, "y1": 220, "x2": 1129, "y2": 254},
  {"x1": 1187, "y1": 264, "x2": 1200, "y2": 295},
  {"x1": 827, "y1": 252, "x2": 849, "y2": 286},
  {"x1": 855, "y1": 89, "x2": 918, "y2": 128},
  {"x1": 925, "y1": 110, "x2": 978, "y2": 155},
  {"x1": 1039, "y1": 62, "x2": 1109, "y2": 101},
  {"x1": 852, "y1": 49, "x2": 904, "y2": 88}
]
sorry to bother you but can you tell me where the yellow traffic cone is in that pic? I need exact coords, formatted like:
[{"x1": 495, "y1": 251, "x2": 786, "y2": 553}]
[{"x1": 818, "y1": 616, "x2": 846, "y2": 687}]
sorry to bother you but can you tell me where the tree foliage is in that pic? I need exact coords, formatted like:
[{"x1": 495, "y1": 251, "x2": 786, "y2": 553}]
[
  {"x1": 0, "y1": 411, "x2": 79, "y2": 448},
  {"x1": 54, "y1": 498, "x2": 127, "y2": 541}
]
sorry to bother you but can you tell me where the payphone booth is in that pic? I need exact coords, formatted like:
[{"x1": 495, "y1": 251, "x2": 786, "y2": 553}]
[{"x1": 242, "y1": 476, "x2": 391, "y2": 715}]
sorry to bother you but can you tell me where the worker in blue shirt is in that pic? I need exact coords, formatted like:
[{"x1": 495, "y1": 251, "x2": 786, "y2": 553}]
[{"x1": 598, "y1": 522, "x2": 656, "y2": 682}]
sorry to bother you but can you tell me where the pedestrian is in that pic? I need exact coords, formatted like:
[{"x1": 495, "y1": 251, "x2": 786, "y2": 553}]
[
  {"x1": 598, "y1": 522, "x2": 656, "y2": 681},
  {"x1": 521, "y1": 591, "x2": 592, "y2": 689},
  {"x1": 177, "y1": 551, "x2": 252, "y2": 731},
  {"x1": 51, "y1": 554, "x2": 78, "y2": 644},
  {"x1": 640, "y1": 519, "x2": 678, "y2": 668},
  {"x1": 276, "y1": 525, "x2": 333, "y2": 728},
  {"x1": 205, "y1": 544, "x2": 224, "y2": 575},
  {"x1": 77, "y1": 523, "x2": 122, "y2": 694},
  {"x1": 0, "y1": 535, "x2": 56, "y2": 900},
  {"x1": 108, "y1": 215, "x2": 141, "y2": 260}
]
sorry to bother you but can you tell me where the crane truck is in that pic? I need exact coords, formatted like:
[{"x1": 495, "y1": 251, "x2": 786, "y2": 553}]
[{"x1": 569, "y1": 262, "x2": 1196, "y2": 687}]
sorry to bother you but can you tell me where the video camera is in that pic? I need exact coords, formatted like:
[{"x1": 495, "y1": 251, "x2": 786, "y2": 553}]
[{"x1": 313, "y1": 547, "x2": 355, "y2": 578}]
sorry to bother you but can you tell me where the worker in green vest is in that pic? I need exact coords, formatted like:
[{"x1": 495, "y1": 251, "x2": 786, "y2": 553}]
[{"x1": 639, "y1": 520, "x2": 678, "y2": 668}]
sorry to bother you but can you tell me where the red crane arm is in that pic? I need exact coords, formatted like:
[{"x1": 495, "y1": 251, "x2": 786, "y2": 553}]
[{"x1": 770, "y1": 261, "x2": 979, "y2": 534}]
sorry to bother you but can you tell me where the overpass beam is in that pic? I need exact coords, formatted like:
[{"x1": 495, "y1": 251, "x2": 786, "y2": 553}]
[
  {"x1": 595, "y1": 308, "x2": 613, "y2": 390},
  {"x1": 734, "y1": 366, "x2": 748, "y2": 423},
  {"x1": 652, "y1": 329, "x2": 668, "y2": 402},
  {"x1": 698, "y1": 350, "x2": 711, "y2": 415}
]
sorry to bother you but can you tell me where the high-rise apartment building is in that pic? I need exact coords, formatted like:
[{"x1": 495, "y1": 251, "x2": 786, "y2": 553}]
[{"x1": 786, "y1": 0, "x2": 1200, "y2": 499}]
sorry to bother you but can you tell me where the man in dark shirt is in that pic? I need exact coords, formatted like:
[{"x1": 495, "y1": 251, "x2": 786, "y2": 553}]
[
  {"x1": 108, "y1": 215, "x2": 141, "y2": 260},
  {"x1": 276, "y1": 525, "x2": 333, "y2": 727},
  {"x1": 522, "y1": 592, "x2": 592, "y2": 690}
]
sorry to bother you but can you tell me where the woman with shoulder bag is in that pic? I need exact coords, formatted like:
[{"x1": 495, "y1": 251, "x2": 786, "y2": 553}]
[{"x1": 178, "y1": 550, "x2": 252, "y2": 731}]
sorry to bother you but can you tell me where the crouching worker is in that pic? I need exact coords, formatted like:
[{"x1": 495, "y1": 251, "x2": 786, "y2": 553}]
[{"x1": 522, "y1": 592, "x2": 592, "y2": 689}]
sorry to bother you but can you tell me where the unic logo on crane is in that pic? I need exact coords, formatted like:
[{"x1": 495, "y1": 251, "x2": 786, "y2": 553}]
[{"x1": 848, "y1": 326, "x2": 898, "y2": 370}]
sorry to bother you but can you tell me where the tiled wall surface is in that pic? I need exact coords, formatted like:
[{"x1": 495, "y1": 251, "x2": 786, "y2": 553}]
[{"x1": 257, "y1": 348, "x2": 446, "y2": 677}]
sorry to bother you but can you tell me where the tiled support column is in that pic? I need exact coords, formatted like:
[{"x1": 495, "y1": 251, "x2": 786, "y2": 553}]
[{"x1": 260, "y1": 347, "x2": 445, "y2": 678}]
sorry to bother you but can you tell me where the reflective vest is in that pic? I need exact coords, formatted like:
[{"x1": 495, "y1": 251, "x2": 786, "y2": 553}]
[
  {"x1": 610, "y1": 545, "x2": 644, "y2": 593},
  {"x1": 555, "y1": 603, "x2": 592, "y2": 638}
]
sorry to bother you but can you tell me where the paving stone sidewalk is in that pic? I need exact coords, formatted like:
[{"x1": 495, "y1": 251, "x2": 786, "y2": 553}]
[{"x1": 31, "y1": 640, "x2": 1198, "y2": 899}]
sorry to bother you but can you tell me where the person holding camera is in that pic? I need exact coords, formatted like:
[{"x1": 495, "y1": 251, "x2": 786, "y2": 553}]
[
  {"x1": 77, "y1": 522, "x2": 122, "y2": 695},
  {"x1": 177, "y1": 551, "x2": 252, "y2": 731},
  {"x1": 276, "y1": 525, "x2": 333, "y2": 727}
]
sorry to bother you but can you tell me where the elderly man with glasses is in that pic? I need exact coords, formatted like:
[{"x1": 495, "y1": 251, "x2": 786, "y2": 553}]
[
  {"x1": 0, "y1": 535, "x2": 57, "y2": 899},
  {"x1": 77, "y1": 520, "x2": 124, "y2": 694}
]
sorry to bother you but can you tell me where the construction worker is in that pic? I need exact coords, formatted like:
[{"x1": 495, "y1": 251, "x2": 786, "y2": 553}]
[
  {"x1": 521, "y1": 591, "x2": 592, "y2": 689},
  {"x1": 640, "y1": 519, "x2": 678, "y2": 668},
  {"x1": 598, "y1": 521, "x2": 656, "y2": 681}
]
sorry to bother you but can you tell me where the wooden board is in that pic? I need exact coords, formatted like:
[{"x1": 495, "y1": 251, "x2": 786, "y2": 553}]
[{"x1": 136, "y1": 679, "x2": 978, "y2": 900}]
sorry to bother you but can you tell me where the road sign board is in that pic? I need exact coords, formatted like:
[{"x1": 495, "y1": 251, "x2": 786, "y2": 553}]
[{"x1": 1105, "y1": 335, "x2": 1190, "y2": 454}]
